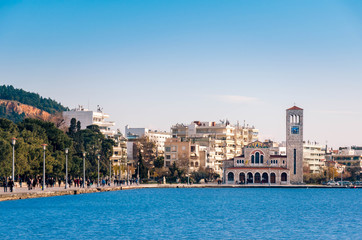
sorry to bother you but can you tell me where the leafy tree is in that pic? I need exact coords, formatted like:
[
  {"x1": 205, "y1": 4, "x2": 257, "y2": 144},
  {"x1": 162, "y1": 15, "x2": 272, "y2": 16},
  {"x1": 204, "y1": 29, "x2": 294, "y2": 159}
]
[
  {"x1": 135, "y1": 149, "x2": 148, "y2": 181},
  {"x1": 154, "y1": 156, "x2": 164, "y2": 168}
]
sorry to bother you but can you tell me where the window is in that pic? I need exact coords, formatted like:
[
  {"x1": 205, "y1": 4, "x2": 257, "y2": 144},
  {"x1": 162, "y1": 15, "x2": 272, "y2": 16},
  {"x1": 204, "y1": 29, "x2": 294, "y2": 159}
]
[
  {"x1": 260, "y1": 155, "x2": 264, "y2": 164},
  {"x1": 182, "y1": 146, "x2": 186, "y2": 150},
  {"x1": 242, "y1": 160, "x2": 244, "y2": 164},
  {"x1": 294, "y1": 149, "x2": 297, "y2": 174},
  {"x1": 165, "y1": 147, "x2": 171, "y2": 152},
  {"x1": 251, "y1": 155, "x2": 255, "y2": 164},
  {"x1": 255, "y1": 152, "x2": 260, "y2": 164},
  {"x1": 166, "y1": 155, "x2": 171, "y2": 160}
]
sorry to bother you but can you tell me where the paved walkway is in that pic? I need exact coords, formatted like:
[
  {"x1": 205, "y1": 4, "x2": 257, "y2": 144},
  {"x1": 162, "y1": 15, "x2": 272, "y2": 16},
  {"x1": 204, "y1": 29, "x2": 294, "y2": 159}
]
[{"x1": 0, "y1": 183, "x2": 139, "y2": 195}]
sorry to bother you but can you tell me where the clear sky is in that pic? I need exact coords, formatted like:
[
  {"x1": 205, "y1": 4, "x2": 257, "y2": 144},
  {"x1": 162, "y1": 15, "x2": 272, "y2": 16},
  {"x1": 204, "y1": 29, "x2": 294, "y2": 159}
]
[{"x1": 1, "y1": 0, "x2": 362, "y2": 148}]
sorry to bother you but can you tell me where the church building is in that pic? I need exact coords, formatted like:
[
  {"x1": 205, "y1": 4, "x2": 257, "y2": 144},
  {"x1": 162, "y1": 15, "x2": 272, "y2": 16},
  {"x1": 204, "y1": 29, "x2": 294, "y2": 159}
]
[{"x1": 223, "y1": 106, "x2": 304, "y2": 185}]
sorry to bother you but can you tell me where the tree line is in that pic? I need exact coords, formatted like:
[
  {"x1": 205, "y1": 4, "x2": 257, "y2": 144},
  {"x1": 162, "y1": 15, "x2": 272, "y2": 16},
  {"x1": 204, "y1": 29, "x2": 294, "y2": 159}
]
[
  {"x1": 0, "y1": 85, "x2": 68, "y2": 115},
  {"x1": 0, "y1": 117, "x2": 114, "y2": 181}
]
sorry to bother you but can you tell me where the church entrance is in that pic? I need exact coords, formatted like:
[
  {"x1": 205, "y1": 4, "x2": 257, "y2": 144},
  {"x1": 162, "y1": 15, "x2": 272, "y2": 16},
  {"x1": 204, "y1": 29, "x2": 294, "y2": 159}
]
[
  {"x1": 228, "y1": 172, "x2": 234, "y2": 182},
  {"x1": 254, "y1": 173, "x2": 261, "y2": 183},
  {"x1": 239, "y1": 173, "x2": 245, "y2": 184},
  {"x1": 247, "y1": 172, "x2": 253, "y2": 183},
  {"x1": 262, "y1": 173, "x2": 268, "y2": 183},
  {"x1": 270, "y1": 173, "x2": 276, "y2": 183}
]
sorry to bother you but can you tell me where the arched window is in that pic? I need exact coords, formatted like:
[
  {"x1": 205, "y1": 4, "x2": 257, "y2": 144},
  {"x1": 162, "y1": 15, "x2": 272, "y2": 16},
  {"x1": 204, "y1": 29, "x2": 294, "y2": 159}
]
[
  {"x1": 281, "y1": 172, "x2": 287, "y2": 182},
  {"x1": 254, "y1": 173, "x2": 261, "y2": 183},
  {"x1": 228, "y1": 172, "x2": 234, "y2": 182},
  {"x1": 255, "y1": 152, "x2": 260, "y2": 164},
  {"x1": 239, "y1": 173, "x2": 245, "y2": 184},
  {"x1": 195, "y1": 162, "x2": 199, "y2": 167},
  {"x1": 270, "y1": 173, "x2": 276, "y2": 183},
  {"x1": 262, "y1": 173, "x2": 268, "y2": 183},
  {"x1": 251, "y1": 155, "x2": 254, "y2": 164},
  {"x1": 247, "y1": 172, "x2": 253, "y2": 183},
  {"x1": 260, "y1": 155, "x2": 264, "y2": 164}
]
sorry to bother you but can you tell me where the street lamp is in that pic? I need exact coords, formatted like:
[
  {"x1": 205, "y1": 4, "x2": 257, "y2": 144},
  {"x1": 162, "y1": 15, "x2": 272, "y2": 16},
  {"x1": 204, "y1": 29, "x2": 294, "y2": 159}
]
[
  {"x1": 11, "y1": 138, "x2": 16, "y2": 184},
  {"x1": 65, "y1": 148, "x2": 69, "y2": 189},
  {"x1": 187, "y1": 161, "x2": 190, "y2": 185},
  {"x1": 97, "y1": 154, "x2": 100, "y2": 187},
  {"x1": 42, "y1": 144, "x2": 47, "y2": 191},
  {"x1": 137, "y1": 161, "x2": 140, "y2": 185},
  {"x1": 109, "y1": 159, "x2": 112, "y2": 186},
  {"x1": 83, "y1": 152, "x2": 86, "y2": 188},
  {"x1": 127, "y1": 159, "x2": 129, "y2": 185}
]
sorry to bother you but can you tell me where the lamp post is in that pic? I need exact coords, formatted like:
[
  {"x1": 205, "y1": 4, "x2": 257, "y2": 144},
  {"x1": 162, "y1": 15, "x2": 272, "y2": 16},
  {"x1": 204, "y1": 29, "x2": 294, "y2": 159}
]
[
  {"x1": 127, "y1": 159, "x2": 129, "y2": 185},
  {"x1": 118, "y1": 160, "x2": 121, "y2": 185},
  {"x1": 42, "y1": 144, "x2": 47, "y2": 191},
  {"x1": 83, "y1": 152, "x2": 86, "y2": 188},
  {"x1": 97, "y1": 154, "x2": 100, "y2": 187},
  {"x1": 109, "y1": 159, "x2": 112, "y2": 186},
  {"x1": 65, "y1": 148, "x2": 69, "y2": 189},
  {"x1": 11, "y1": 138, "x2": 16, "y2": 184},
  {"x1": 187, "y1": 161, "x2": 190, "y2": 185},
  {"x1": 137, "y1": 161, "x2": 140, "y2": 185}
]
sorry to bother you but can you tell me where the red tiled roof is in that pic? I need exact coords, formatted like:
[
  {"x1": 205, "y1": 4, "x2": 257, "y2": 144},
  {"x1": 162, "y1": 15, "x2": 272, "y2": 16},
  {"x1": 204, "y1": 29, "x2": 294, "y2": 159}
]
[
  {"x1": 287, "y1": 106, "x2": 303, "y2": 110},
  {"x1": 228, "y1": 167, "x2": 289, "y2": 170}
]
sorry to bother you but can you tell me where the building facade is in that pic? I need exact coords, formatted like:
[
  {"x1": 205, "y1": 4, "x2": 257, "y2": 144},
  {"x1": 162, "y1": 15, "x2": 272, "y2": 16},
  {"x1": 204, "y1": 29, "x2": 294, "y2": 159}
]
[
  {"x1": 63, "y1": 105, "x2": 115, "y2": 137},
  {"x1": 125, "y1": 125, "x2": 171, "y2": 155},
  {"x1": 164, "y1": 138, "x2": 207, "y2": 172},
  {"x1": 303, "y1": 141, "x2": 325, "y2": 174},
  {"x1": 223, "y1": 106, "x2": 304, "y2": 185},
  {"x1": 170, "y1": 121, "x2": 259, "y2": 176}
]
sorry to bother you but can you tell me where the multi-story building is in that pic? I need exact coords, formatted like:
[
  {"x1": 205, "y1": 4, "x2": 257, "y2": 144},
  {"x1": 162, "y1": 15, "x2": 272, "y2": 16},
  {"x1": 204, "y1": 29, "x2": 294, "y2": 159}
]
[
  {"x1": 125, "y1": 125, "x2": 171, "y2": 155},
  {"x1": 170, "y1": 121, "x2": 259, "y2": 176},
  {"x1": 303, "y1": 141, "x2": 325, "y2": 174},
  {"x1": 110, "y1": 132, "x2": 128, "y2": 179},
  {"x1": 327, "y1": 147, "x2": 362, "y2": 179},
  {"x1": 164, "y1": 138, "x2": 207, "y2": 172},
  {"x1": 63, "y1": 105, "x2": 115, "y2": 137}
]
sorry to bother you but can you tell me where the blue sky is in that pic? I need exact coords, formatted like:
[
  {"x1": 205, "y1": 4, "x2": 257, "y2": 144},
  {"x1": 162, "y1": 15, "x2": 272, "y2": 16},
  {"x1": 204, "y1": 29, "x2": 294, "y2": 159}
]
[{"x1": 1, "y1": 0, "x2": 362, "y2": 147}]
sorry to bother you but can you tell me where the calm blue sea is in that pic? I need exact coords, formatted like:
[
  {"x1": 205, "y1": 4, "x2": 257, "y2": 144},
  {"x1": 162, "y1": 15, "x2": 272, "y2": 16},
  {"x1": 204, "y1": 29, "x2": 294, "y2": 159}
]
[{"x1": 0, "y1": 188, "x2": 361, "y2": 239}]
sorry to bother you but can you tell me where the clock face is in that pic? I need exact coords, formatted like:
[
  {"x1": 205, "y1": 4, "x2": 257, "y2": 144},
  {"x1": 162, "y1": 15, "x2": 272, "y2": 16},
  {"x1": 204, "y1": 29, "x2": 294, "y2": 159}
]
[{"x1": 291, "y1": 126, "x2": 299, "y2": 134}]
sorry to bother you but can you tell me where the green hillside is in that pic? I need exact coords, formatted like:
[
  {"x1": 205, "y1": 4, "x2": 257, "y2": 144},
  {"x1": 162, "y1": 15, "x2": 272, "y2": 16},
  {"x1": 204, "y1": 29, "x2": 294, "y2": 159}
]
[{"x1": 0, "y1": 85, "x2": 68, "y2": 114}]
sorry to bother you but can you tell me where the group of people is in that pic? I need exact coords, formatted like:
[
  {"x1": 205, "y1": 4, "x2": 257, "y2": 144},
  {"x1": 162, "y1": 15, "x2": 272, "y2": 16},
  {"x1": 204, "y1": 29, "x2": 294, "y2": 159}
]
[
  {"x1": 2, "y1": 177, "x2": 15, "y2": 192},
  {"x1": 2, "y1": 175, "x2": 140, "y2": 192}
]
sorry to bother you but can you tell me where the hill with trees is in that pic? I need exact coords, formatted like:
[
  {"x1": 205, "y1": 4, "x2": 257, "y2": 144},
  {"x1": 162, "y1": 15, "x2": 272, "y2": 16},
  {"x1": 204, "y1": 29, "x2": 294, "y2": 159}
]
[{"x1": 0, "y1": 85, "x2": 68, "y2": 123}]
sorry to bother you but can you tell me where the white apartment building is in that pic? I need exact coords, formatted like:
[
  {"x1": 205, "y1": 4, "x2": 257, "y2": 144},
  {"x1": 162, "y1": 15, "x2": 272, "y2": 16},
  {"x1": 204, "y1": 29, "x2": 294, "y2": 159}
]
[
  {"x1": 63, "y1": 105, "x2": 115, "y2": 137},
  {"x1": 171, "y1": 121, "x2": 259, "y2": 176},
  {"x1": 125, "y1": 125, "x2": 171, "y2": 155},
  {"x1": 303, "y1": 141, "x2": 325, "y2": 174}
]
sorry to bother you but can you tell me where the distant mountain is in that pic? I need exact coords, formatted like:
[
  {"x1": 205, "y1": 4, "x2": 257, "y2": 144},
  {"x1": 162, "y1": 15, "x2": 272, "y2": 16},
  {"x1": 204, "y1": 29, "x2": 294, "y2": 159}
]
[{"x1": 0, "y1": 85, "x2": 68, "y2": 123}]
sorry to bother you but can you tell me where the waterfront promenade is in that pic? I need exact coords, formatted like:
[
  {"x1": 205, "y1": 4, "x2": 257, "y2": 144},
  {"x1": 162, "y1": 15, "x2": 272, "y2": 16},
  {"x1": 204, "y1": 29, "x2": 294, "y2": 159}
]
[{"x1": 1, "y1": 183, "x2": 359, "y2": 201}]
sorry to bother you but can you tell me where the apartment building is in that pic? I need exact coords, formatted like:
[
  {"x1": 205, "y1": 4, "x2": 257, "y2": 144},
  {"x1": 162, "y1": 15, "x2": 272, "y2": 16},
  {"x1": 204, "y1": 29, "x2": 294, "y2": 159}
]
[
  {"x1": 303, "y1": 141, "x2": 325, "y2": 174},
  {"x1": 171, "y1": 120, "x2": 259, "y2": 176},
  {"x1": 63, "y1": 105, "x2": 115, "y2": 137},
  {"x1": 125, "y1": 125, "x2": 171, "y2": 155},
  {"x1": 164, "y1": 138, "x2": 207, "y2": 172}
]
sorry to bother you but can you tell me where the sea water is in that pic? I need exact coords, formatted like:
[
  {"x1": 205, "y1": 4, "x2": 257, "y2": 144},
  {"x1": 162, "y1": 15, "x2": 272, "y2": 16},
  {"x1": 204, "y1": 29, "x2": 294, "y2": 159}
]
[{"x1": 0, "y1": 188, "x2": 361, "y2": 239}]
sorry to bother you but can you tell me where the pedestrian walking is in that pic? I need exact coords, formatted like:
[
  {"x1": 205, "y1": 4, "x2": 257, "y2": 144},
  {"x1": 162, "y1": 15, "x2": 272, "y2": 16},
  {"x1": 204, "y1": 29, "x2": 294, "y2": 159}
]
[
  {"x1": 9, "y1": 177, "x2": 14, "y2": 192},
  {"x1": 3, "y1": 177, "x2": 8, "y2": 192}
]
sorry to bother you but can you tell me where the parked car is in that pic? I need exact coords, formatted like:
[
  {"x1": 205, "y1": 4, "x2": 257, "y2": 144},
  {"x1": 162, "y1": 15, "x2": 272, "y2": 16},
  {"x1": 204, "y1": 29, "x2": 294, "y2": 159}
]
[
  {"x1": 337, "y1": 181, "x2": 352, "y2": 186},
  {"x1": 327, "y1": 181, "x2": 338, "y2": 186},
  {"x1": 353, "y1": 181, "x2": 362, "y2": 186}
]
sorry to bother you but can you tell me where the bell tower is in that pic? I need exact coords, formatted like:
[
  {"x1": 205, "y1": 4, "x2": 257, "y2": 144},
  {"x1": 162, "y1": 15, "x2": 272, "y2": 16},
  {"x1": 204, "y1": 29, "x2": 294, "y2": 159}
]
[{"x1": 286, "y1": 106, "x2": 304, "y2": 184}]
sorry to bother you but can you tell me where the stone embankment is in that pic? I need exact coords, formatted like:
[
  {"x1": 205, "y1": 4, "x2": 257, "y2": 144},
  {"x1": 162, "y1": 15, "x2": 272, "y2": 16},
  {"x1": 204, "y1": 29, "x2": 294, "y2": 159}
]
[{"x1": 0, "y1": 184, "x2": 359, "y2": 202}]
